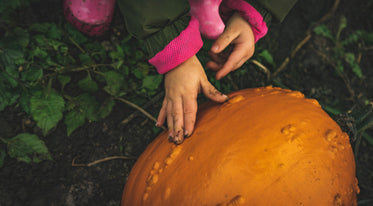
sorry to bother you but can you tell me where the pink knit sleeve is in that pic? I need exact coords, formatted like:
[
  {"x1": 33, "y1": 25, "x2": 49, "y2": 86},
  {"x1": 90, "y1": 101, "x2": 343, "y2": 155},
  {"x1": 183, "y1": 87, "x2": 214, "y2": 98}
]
[
  {"x1": 148, "y1": 17, "x2": 203, "y2": 74},
  {"x1": 220, "y1": 0, "x2": 268, "y2": 42}
]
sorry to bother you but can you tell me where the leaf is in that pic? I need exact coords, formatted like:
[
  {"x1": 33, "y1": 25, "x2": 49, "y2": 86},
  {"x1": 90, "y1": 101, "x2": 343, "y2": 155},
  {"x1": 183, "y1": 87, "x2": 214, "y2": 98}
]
[
  {"x1": 57, "y1": 75, "x2": 71, "y2": 88},
  {"x1": 5, "y1": 65, "x2": 19, "y2": 87},
  {"x1": 75, "y1": 93, "x2": 99, "y2": 121},
  {"x1": 142, "y1": 75, "x2": 163, "y2": 90},
  {"x1": 66, "y1": 23, "x2": 88, "y2": 44},
  {"x1": 31, "y1": 47, "x2": 48, "y2": 59},
  {"x1": 21, "y1": 67, "x2": 43, "y2": 82},
  {"x1": 345, "y1": 53, "x2": 363, "y2": 78},
  {"x1": 0, "y1": 86, "x2": 19, "y2": 111},
  {"x1": 362, "y1": 133, "x2": 373, "y2": 147},
  {"x1": 64, "y1": 110, "x2": 86, "y2": 136},
  {"x1": 360, "y1": 31, "x2": 373, "y2": 46},
  {"x1": 78, "y1": 75, "x2": 98, "y2": 92},
  {"x1": 0, "y1": 149, "x2": 5, "y2": 168},
  {"x1": 47, "y1": 24, "x2": 62, "y2": 40},
  {"x1": 13, "y1": 27, "x2": 30, "y2": 48},
  {"x1": 79, "y1": 53, "x2": 93, "y2": 65},
  {"x1": 132, "y1": 63, "x2": 150, "y2": 79},
  {"x1": 1, "y1": 48, "x2": 24, "y2": 66},
  {"x1": 103, "y1": 70, "x2": 126, "y2": 96},
  {"x1": 258, "y1": 49, "x2": 276, "y2": 68},
  {"x1": 313, "y1": 25, "x2": 334, "y2": 41},
  {"x1": 98, "y1": 98, "x2": 115, "y2": 118},
  {"x1": 7, "y1": 133, "x2": 52, "y2": 163},
  {"x1": 29, "y1": 23, "x2": 53, "y2": 33},
  {"x1": 30, "y1": 90, "x2": 65, "y2": 135}
]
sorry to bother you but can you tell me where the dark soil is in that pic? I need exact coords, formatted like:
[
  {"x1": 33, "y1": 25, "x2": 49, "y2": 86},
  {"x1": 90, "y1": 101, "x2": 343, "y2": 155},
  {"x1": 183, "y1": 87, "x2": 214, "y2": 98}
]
[{"x1": 1, "y1": 0, "x2": 372, "y2": 205}]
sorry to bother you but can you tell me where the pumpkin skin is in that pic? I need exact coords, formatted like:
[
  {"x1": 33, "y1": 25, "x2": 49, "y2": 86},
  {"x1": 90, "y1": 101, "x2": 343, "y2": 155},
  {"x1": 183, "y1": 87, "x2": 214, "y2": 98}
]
[{"x1": 121, "y1": 87, "x2": 359, "y2": 206}]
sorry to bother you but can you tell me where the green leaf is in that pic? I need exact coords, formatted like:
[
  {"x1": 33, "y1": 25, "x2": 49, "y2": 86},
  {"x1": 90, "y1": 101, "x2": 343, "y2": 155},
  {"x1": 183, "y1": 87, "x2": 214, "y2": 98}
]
[
  {"x1": 345, "y1": 53, "x2": 363, "y2": 78},
  {"x1": 258, "y1": 49, "x2": 276, "y2": 68},
  {"x1": 98, "y1": 98, "x2": 115, "y2": 118},
  {"x1": 30, "y1": 90, "x2": 65, "y2": 135},
  {"x1": 7, "y1": 133, "x2": 52, "y2": 163},
  {"x1": 5, "y1": 65, "x2": 19, "y2": 87},
  {"x1": 47, "y1": 24, "x2": 62, "y2": 40},
  {"x1": 21, "y1": 67, "x2": 43, "y2": 82},
  {"x1": 79, "y1": 53, "x2": 93, "y2": 65},
  {"x1": 66, "y1": 23, "x2": 88, "y2": 44},
  {"x1": 0, "y1": 149, "x2": 5, "y2": 168},
  {"x1": 19, "y1": 90, "x2": 31, "y2": 114},
  {"x1": 132, "y1": 63, "x2": 150, "y2": 79},
  {"x1": 1, "y1": 48, "x2": 24, "y2": 66},
  {"x1": 75, "y1": 93, "x2": 99, "y2": 121},
  {"x1": 361, "y1": 31, "x2": 373, "y2": 45},
  {"x1": 313, "y1": 25, "x2": 334, "y2": 41},
  {"x1": 57, "y1": 74, "x2": 71, "y2": 88},
  {"x1": 103, "y1": 70, "x2": 126, "y2": 96},
  {"x1": 29, "y1": 23, "x2": 53, "y2": 33},
  {"x1": 142, "y1": 75, "x2": 163, "y2": 90},
  {"x1": 78, "y1": 75, "x2": 98, "y2": 92},
  {"x1": 31, "y1": 47, "x2": 48, "y2": 59},
  {"x1": 362, "y1": 133, "x2": 373, "y2": 146},
  {"x1": 13, "y1": 27, "x2": 30, "y2": 48},
  {"x1": 64, "y1": 110, "x2": 86, "y2": 136}
]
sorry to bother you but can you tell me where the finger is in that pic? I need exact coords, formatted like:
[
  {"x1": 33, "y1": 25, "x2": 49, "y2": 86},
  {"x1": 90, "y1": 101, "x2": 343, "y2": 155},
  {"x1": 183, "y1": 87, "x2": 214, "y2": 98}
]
[
  {"x1": 201, "y1": 80, "x2": 229, "y2": 103},
  {"x1": 183, "y1": 96, "x2": 198, "y2": 138},
  {"x1": 166, "y1": 101, "x2": 174, "y2": 141},
  {"x1": 206, "y1": 61, "x2": 222, "y2": 71},
  {"x1": 215, "y1": 47, "x2": 250, "y2": 80},
  {"x1": 172, "y1": 98, "x2": 184, "y2": 144},
  {"x1": 156, "y1": 99, "x2": 167, "y2": 127},
  {"x1": 211, "y1": 28, "x2": 239, "y2": 54},
  {"x1": 208, "y1": 50, "x2": 228, "y2": 64}
]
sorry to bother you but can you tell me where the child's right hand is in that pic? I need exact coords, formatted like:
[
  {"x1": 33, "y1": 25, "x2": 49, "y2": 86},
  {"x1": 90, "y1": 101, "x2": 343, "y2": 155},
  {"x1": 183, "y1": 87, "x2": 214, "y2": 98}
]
[{"x1": 156, "y1": 55, "x2": 228, "y2": 144}]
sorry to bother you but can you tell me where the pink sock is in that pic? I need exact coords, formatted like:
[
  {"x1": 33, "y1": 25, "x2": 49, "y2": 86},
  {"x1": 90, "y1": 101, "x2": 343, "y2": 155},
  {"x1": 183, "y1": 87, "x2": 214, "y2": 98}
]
[{"x1": 189, "y1": 0, "x2": 225, "y2": 39}]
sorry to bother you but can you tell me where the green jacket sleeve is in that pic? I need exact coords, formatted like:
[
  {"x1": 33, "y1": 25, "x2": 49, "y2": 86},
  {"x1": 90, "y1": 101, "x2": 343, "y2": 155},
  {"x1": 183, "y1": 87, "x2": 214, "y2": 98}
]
[
  {"x1": 117, "y1": 0, "x2": 190, "y2": 58},
  {"x1": 246, "y1": 0, "x2": 298, "y2": 23}
]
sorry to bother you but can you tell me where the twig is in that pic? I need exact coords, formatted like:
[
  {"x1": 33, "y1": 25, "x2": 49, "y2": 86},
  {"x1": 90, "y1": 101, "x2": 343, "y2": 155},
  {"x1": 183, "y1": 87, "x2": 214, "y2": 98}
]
[
  {"x1": 227, "y1": 75, "x2": 239, "y2": 90},
  {"x1": 115, "y1": 97, "x2": 167, "y2": 130},
  {"x1": 272, "y1": 0, "x2": 341, "y2": 77},
  {"x1": 72, "y1": 156, "x2": 136, "y2": 167},
  {"x1": 249, "y1": 59, "x2": 271, "y2": 81},
  {"x1": 121, "y1": 92, "x2": 164, "y2": 124},
  {"x1": 69, "y1": 36, "x2": 86, "y2": 53},
  {"x1": 312, "y1": 47, "x2": 355, "y2": 98},
  {"x1": 291, "y1": 34, "x2": 312, "y2": 58}
]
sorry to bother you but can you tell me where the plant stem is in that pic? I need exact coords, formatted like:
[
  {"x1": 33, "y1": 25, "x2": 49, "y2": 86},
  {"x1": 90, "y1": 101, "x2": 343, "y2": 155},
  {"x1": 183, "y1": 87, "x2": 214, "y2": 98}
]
[
  {"x1": 0, "y1": 136, "x2": 9, "y2": 144},
  {"x1": 68, "y1": 36, "x2": 86, "y2": 53},
  {"x1": 72, "y1": 156, "x2": 137, "y2": 167},
  {"x1": 115, "y1": 97, "x2": 166, "y2": 130}
]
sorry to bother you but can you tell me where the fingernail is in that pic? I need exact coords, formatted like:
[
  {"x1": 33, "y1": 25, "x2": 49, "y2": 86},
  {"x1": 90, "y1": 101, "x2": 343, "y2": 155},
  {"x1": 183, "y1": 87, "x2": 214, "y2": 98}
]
[
  {"x1": 184, "y1": 130, "x2": 189, "y2": 137},
  {"x1": 174, "y1": 136, "x2": 184, "y2": 145},
  {"x1": 168, "y1": 132, "x2": 173, "y2": 142},
  {"x1": 211, "y1": 45, "x2": 219, "y2": 52},
  {"x1": 223, "y1": 94, "x2": 229, "y2": 101},
  {"x1": 155, "y1": 122, "x2": 159, "y2": 127}
]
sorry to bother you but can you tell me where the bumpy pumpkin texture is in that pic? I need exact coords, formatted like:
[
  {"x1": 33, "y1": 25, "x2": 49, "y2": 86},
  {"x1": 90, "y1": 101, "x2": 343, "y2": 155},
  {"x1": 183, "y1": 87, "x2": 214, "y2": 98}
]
[{"x1": 122, "y1": 87, "x2": 359, "y2": 206}]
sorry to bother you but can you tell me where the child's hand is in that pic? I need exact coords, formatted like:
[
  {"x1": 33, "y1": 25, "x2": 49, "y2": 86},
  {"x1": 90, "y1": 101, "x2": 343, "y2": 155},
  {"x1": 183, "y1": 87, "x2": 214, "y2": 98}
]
[
  {"x1": 156, "y1": 55, "x2": 228, "y2": 144},
  {"x1": 207, "y1": 12, "x2": 255, "y2": 80}
]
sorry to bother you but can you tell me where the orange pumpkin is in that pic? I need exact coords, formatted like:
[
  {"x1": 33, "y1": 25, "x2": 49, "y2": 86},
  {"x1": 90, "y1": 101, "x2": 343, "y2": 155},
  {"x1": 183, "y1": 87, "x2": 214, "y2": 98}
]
[{"x1": 121, "y1": 87, "x2": 359, "y2": 206}]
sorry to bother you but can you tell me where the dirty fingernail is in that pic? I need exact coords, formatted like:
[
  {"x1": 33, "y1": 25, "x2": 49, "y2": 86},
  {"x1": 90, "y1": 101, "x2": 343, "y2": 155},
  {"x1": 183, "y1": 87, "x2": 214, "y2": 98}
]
[
  {"x1": 168, "y1": 132, "x2": 173, "y2": 142},
  {"x1": 184, "y1": 130, "x2": 189, "y2": 138},
  {"x1": 174, "y1": 136, "x2": 184, "y2": 145}
]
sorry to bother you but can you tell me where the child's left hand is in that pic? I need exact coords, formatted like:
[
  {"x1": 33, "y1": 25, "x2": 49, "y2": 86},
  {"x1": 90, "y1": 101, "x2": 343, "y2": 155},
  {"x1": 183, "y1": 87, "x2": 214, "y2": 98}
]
[{"x1": 206, "y1": 12, "x2": 255, "y2": 80}]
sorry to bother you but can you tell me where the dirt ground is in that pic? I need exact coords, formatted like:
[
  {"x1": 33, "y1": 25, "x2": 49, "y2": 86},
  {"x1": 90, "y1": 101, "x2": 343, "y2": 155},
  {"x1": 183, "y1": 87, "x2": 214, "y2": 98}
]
[{"x1": 0, "y1": 0, "x2": 372, "y2": 205}]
